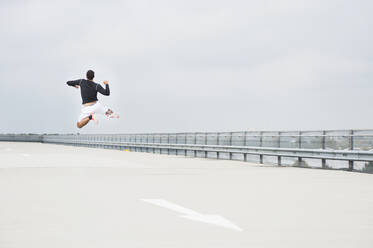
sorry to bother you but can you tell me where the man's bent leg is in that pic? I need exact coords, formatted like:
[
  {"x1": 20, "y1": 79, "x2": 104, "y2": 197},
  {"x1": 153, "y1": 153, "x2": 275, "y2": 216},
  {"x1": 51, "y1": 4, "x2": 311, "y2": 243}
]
[{"x1": 77, "y1": 116, "x2": 90, "y2": 129}]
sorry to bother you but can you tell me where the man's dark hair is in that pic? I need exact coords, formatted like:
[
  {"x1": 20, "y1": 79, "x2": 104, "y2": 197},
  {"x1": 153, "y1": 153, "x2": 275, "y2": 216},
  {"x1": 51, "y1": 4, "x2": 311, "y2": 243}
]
[{"x1": 86, "y1": 70, "x2": 95, "y2": 80}]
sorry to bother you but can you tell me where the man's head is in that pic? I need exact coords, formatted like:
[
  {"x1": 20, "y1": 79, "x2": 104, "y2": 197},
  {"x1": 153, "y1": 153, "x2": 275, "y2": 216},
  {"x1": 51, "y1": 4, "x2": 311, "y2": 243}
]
[{"x1": 86, "y1": 70, "x2": 94, "y2": 80}]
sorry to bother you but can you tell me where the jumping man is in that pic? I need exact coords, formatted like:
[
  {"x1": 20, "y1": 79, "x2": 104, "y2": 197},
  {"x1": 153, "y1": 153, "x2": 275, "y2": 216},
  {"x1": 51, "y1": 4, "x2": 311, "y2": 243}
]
[{"x1": 67, "y1": 70, "x2": 119, "y2": 129}]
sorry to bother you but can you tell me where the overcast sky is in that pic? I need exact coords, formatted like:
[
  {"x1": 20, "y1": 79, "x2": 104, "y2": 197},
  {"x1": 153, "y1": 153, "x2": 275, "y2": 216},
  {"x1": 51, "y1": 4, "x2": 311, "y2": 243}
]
[{"x1": 0, "y1": 0, "x2": 372, "y2": 134}]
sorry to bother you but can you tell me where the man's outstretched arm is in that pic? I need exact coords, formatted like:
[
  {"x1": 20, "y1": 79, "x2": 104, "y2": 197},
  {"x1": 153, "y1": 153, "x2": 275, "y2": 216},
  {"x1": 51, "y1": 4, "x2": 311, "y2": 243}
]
[
  {"x1": 66, "y1": 79, "x2": 82, "y2": 88},
  {"x1": 97, "y1": 81, "x2": 110, "y2": 96}
]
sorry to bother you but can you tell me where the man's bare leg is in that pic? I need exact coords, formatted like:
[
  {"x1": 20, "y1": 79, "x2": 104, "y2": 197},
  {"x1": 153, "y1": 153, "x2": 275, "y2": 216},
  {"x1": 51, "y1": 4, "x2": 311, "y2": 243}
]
[{"x1": 77, "y1": 117, "x2": 90, "y2": 129}]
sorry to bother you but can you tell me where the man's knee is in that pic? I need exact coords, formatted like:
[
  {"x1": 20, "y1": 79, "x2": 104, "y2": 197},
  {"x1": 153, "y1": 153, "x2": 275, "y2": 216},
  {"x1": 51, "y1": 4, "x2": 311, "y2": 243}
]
[{"x1": 77, "y1": 122, "x2": 82, "y2": 128}]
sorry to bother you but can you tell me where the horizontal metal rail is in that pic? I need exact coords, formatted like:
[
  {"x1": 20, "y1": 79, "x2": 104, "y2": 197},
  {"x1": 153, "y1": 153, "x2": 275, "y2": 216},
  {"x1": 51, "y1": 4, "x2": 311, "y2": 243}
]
[
  {"x1": 92, "y1": 128, "x2": 373, "y2": 136},
  {"x1": 47, "y1": 140, "x2": 373, "y2": 156}
]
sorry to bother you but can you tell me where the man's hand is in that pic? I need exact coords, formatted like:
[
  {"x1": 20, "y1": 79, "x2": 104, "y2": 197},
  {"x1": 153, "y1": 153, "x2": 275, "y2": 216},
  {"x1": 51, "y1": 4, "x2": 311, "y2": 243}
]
[
  {"x1": 74, "y1": 85, "x2": 79, "y2": 89},
  {"x1": 103, "y1": 80, "x2": 109, "y2": 85}
]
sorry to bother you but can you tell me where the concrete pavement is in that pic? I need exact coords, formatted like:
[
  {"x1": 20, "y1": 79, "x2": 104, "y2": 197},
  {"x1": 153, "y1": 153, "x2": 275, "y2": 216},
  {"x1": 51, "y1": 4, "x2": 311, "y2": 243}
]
[{"x1": 0, "y1": 142, "x2": 373, "y2": 248}]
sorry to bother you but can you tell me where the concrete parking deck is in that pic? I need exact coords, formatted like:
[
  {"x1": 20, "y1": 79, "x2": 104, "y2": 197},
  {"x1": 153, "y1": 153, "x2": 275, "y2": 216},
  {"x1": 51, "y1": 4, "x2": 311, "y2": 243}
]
[{"x1": 0, "y1": 142, "x2": 372, "y2": 248}]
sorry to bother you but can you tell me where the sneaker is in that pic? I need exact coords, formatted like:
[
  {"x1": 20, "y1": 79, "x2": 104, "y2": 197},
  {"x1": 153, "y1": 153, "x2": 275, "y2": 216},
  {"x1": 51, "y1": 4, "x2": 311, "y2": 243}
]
[{"x1": 109, "y1": 114, "x2": 120, "y2": 119}]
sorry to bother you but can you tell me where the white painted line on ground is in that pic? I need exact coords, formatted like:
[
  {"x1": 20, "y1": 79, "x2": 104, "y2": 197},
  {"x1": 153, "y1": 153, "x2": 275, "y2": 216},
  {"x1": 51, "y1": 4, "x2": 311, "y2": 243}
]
[
  {"x1": 5, "y1": 148, "x2": 12, "y2": 151},
  {"x1": 21, "y1": 153, "x2": 30, "y2": 157},
  {"x1": 141, "y1": 199, "x2": 243, "y2": 232}
]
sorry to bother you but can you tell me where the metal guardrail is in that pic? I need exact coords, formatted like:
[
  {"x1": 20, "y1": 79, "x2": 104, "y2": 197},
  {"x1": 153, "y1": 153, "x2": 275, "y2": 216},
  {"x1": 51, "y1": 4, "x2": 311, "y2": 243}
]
[
  {"x1": 2, "y1": 130, "x2": 373, "y2": 172},
  {"x1": 0, "y1": 134, "x2": 43, "y2": 142}
]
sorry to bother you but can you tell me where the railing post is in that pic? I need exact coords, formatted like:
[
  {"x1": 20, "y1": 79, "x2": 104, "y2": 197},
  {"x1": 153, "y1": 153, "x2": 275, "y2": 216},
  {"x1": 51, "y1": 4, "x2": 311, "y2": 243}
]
[
  {"x1": 278, "y1": 156, "x2": 281, "y2": 166},
  {"x1": 146, "y1": 134, "x2": 149, "y2": 153},
  {"x1": 216, "y1": 132, "x2": 220, "y2": 159},
  {"x1": 322, "y1": 131, "x2": 326, "y2": 149},
  {"x1": 167, "y1": 134, "x2": 170, "y2": 155},
  {"x1": 350, "y1": 130, "x2": 354, "y2": 150},
  {"x1": 322, "y1": 131, "x2": 327, "y2": 168},
  {"x1": 260, "y1": 154, "x2": 263, "y2": 164},
  {"x1": 298, "y1": 131, "x2": 302, "y2": 149},
  {"x1": 158, "y1": 135, "x2": 161, "y2": 154},
  {"x1": 204, "y1": 133, "x2": 208, "y2": 158},
  {"x1": 153, "y1": 136, "x2": 155, "y2": 153},
  {"x1": 349, "y1": 130, "x2": 354, "y2": 171},
  {"x1": 259, "y1": 132, "x2": 263, "y2": 147},
  {"x1": 243, "y1": 131, "x2": 248, "y2": 162},
  {"x1": 322, "y1": 159, "x2": 327, "y2": 168},
  {"x1": 193, "y1": 133, "x2": 197, "y2": 157},
  {"x1": 348, "y1": 160, "x2": 354, "y2": 171},
  {"x1": 278, "y1": 132, "x2": 281, "y2": 148},
  {"x1": 229, "y1": 132, "x2": 233, "y2": 146}
]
